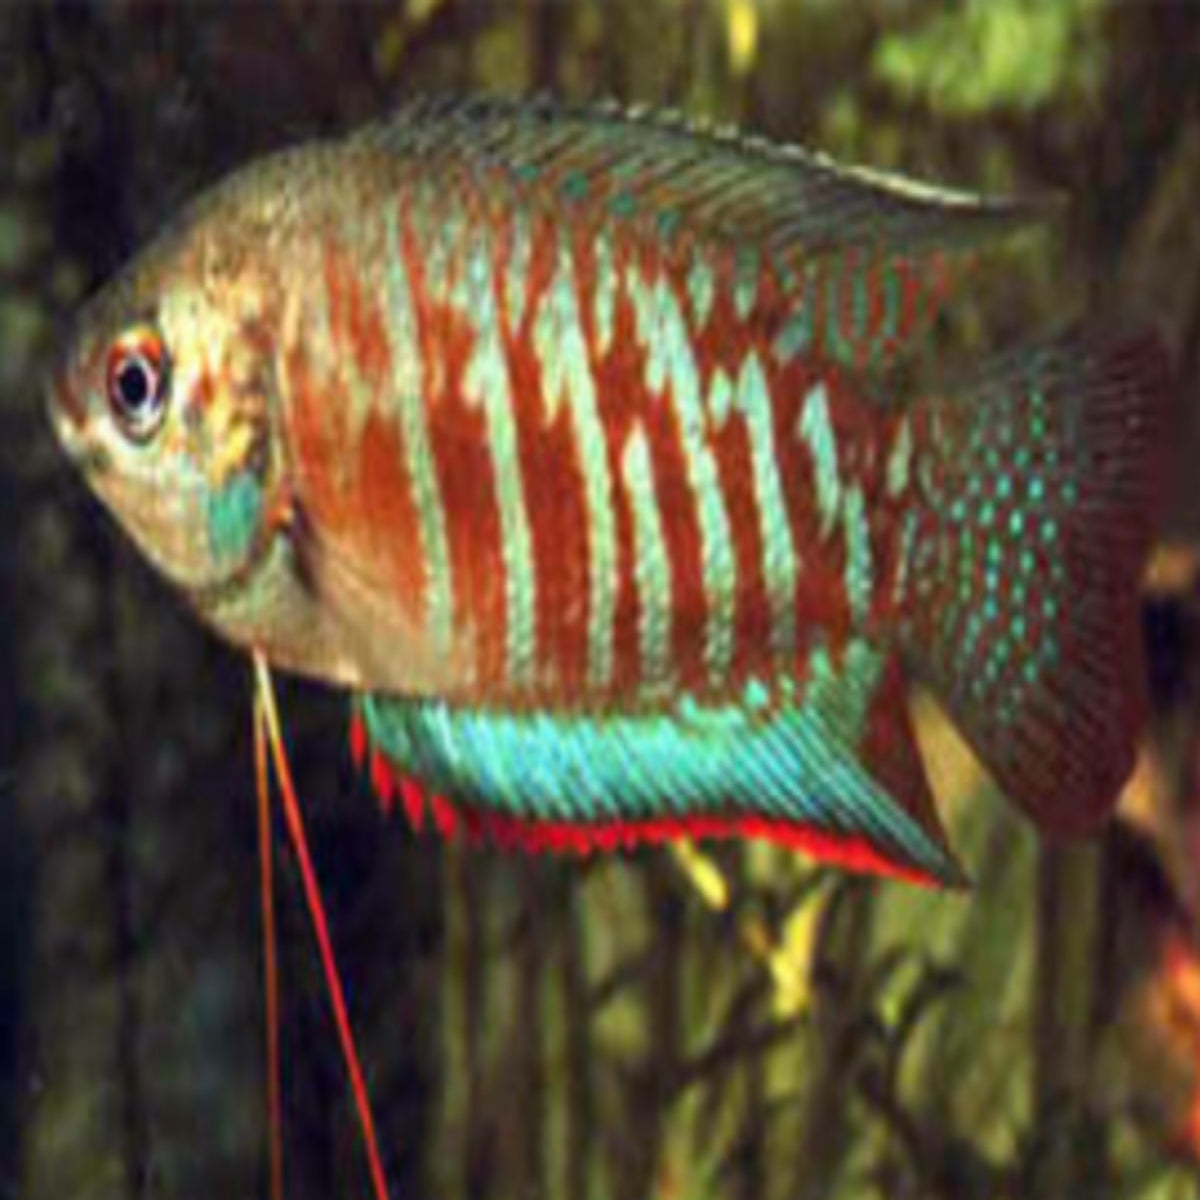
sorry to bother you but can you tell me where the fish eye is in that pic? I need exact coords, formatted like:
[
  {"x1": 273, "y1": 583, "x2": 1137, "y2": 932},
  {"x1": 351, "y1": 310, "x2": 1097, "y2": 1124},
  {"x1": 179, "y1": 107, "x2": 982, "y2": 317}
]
[{"x1": 106, "y1": 326, "x2": 169, "y2": 442}]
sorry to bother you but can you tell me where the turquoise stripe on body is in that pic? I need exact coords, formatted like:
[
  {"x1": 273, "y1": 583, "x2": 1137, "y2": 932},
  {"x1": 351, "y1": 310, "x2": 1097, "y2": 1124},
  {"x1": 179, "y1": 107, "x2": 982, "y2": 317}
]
[
  {"x1": 592, "y1": 234, "x2": 617, "y2": 356},
  {"x1": 621, "y1": 423, "x2": 673, "y2": 686},
  {"x1": 628, "y1": 267, "x2": 737, "y2": 686},
  {"x1": 893, "y1": 510, "x2": 919, "y2": 609},
  {"x1": 339, "y1": 218, "x2": 384, "y2": 464},
  {"x1": 773, "y1": 302, "x2": 815, "y2": 364},
  {"x1": 842, "y1": 484, "x2": 873, "y2": 625},
  {"x1": 384, "y1": 208, "x2": 455, "y2": 658},
  {"x1": 824, "y1": 262, "x2": 850, "y2": 363},
  {"x1": 457, "y1": 226, "x2": 538, "y2": 687},
  {"x1": 687, "y1": 250, "x2": 715, "y2": 330},
  {"x1": 733, "y1": 247, "x2": 759, "y2": 321},
  {"x1": 851, "y1": 258, "x2": 871, "y2": 350},
  {"x1": 731, "y1": 353, "x2": 798, "y2": 654},
  {"x1": 707, "y1": 367, "x2": 733, "y2": 425},
  {"x1": 504, "y1": 212, "x2": 532, "y2": 331},
  {"x1": 874, "y1": 261, "x2": 903, "y2": 361},
  {"x1": 416, "y1": 189, "x2": 465, "y2": 304},
  {"x1": 533, "y1": 241, "x2": 618, "y2": 689},
  {"x1": 798, "y1": 382, "x2": 841, "y2": 538},
  {"x1": 886, "y1": 415, "x2": 912, "y2": 498}
]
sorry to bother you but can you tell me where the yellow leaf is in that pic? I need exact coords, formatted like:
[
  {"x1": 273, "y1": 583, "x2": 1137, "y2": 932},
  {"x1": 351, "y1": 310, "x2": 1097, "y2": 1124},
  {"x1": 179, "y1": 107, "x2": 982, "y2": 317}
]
[
  {"x1": 726, "y1": 0, "x2": 758, "y2": 77},
  {"x1": 669, "y1": 840, "x2": 730, "y2": 911}
]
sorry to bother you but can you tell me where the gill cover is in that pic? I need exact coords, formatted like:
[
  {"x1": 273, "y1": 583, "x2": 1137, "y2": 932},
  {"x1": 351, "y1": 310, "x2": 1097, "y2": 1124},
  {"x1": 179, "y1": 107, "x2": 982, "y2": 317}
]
[{"x1": 48, "y1": 204, "x2": 286, "y2": 604}]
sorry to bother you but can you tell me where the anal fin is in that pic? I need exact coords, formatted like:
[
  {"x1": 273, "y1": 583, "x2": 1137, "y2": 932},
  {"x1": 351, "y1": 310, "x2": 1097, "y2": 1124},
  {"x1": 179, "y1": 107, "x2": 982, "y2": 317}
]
[{"x1": 353, "y1": 641, "x2": 965, "y2": 888}]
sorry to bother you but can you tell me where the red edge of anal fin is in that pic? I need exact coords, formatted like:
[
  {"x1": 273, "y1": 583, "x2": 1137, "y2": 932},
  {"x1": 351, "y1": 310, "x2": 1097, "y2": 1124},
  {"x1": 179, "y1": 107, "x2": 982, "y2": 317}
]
[
  {"x1": 461, "y1": 809, "x2": 942, "y2": 887},
  {"x1": 353, "y1": 748, "x2": 939, "y2": 887}
]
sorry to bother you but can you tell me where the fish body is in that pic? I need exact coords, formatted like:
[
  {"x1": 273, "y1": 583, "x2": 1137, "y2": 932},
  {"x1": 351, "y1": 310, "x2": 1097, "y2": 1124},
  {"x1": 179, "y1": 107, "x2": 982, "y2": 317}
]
[{"x1": 48, "y1": 97, "x2": 1168, "y2": 884}]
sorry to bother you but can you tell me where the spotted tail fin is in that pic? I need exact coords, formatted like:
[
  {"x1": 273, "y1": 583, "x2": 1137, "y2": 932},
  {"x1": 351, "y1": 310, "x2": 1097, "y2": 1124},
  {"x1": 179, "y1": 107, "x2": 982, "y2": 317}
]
[{"x1": 901, "y1": 331, "x2": 1170, "y2": 834}]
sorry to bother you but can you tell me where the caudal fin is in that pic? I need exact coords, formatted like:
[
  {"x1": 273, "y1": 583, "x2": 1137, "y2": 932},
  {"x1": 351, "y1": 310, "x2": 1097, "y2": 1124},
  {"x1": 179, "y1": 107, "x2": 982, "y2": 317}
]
[{"x1": 901, "y1": 330, "x2": 1169, "y2": 835}]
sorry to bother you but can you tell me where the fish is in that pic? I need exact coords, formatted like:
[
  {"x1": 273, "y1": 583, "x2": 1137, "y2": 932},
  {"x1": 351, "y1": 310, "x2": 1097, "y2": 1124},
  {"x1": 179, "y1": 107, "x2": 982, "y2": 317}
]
[{"x1": 46, "y1": 95, "x2": 1169, "y2": 889}]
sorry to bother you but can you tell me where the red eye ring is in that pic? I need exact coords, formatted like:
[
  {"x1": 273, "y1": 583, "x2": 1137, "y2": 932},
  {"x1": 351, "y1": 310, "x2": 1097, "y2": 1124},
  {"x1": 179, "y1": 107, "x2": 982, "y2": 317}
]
[{"x1": 106, "y1": 326, "x2": 170, "y2": 442}]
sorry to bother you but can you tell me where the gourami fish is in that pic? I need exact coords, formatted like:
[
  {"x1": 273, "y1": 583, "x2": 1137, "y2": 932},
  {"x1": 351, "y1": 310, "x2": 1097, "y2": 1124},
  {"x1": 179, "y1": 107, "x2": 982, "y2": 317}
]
[{"x1": 47, "y1": 95, "x2": 1167, "y2": 890}]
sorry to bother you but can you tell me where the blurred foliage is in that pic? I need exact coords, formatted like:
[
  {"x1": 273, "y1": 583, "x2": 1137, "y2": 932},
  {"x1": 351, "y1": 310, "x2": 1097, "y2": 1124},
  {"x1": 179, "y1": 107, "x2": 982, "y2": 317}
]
[
  {"x1": 3, "y1": 2, "x2": 1200, "y2": 1200},
  {"x1": 872, "y1": 0, "x2": 1109, "y2": 117}
]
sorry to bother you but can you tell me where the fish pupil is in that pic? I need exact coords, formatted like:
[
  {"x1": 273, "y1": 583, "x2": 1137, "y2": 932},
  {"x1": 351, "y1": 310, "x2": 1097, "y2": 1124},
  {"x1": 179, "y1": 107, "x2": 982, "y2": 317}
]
[{"x1": 116, "y1": 359, "x2": 150, "y2": 412}]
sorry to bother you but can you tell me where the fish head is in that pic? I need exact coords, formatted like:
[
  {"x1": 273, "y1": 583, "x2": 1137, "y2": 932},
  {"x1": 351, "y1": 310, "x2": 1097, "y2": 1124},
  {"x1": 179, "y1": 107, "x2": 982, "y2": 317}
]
[{"x1": 47, "y1": 204, "x2": 287, "y2": 601}]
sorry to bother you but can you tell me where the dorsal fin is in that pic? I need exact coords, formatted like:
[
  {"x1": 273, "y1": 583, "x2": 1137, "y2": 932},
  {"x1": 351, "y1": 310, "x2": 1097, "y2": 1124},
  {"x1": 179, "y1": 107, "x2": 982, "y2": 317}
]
[{"x1": 353, "y1": 94, "x2": 1055, "y2": 259}]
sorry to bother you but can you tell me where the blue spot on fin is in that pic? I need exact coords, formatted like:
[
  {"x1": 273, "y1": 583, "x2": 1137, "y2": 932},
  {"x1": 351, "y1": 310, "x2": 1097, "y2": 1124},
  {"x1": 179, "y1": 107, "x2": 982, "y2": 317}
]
[{"x1": 902, "y1": 328, "x2": 1168, "y2": 838}]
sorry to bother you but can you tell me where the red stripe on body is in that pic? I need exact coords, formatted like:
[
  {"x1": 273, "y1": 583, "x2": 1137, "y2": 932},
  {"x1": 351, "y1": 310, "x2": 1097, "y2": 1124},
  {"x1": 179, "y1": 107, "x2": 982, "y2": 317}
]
[
  {"x1": 344, "y1": 264, "x2": 392, "y2": 394},
  {"x1": 654, "y1": 414, "x2": 708, "y2": 693},
  {"x1": 316, "y1": 235, "x2": 427, "y2": 624},
  {"x1": 920, "y1": 251, "x2": 953, "y2": 335},
  {"x1": 835, "y1": 249, "x2": 858, "y2": 363},
  {"x1": 398, "y1": 201, "x2": 508, "y2": 695},
  {"x1": 867, "y1": 406, "x2": 923, "y2": 630},
  {"x1": 322, "y1": 243, "x2": 346, "y2": 351},
  {"x1": 891, "y1": 253, "x2": 955, "y2": 351},
  {"x1": 775, "y1": 359, "x2": 855, "y2": 669},
  {"x1": 506, "y1": 211, "x2": 593, "y2": 698},
  {"x1": 585, "y1": 236, "x2": 643, "y2": 696},
  {"x1": 324, "y1": 223, "x2": 394, "y2": 395},
  {"x1": 355, "y1": 407, "x2": 425, "y2": 628},
  {"x1": 715, "y1": 415, "x2": 773, "y2": 680},
  {"x1": 686, "y1": 243, "x2": 783, "y2": 686},
  {"x1": 625, "y1": 243, "x2": 710, "y2": 692},
  {"x1": 859, "y1": 251, "x2": 885, "y2": 369},
  {"x1": 283, "y1": 339, "x2": 351, "y2": 535},
  {"x1": 431, "y1": 337, "x2": 506, "y2": 693},
  {"x1": 803, "y1": 258, "x2": 829, "y2": 358},
  {"x1": 608, "y1": 456, "x2": 641, "y2": 697}
]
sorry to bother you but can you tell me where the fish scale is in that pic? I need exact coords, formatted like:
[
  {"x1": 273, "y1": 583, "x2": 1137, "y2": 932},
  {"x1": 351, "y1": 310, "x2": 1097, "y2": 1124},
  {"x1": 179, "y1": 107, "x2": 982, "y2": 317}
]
[
  {"x1": 314, "y1": 177, "x2": 912, "y2": 704},
  {"x1": 45, "y1": 102, "x2": 1171, "y2": 1200},
  {"x1": 50, "y1": 96, "x2": 1167, "y2": 886}
]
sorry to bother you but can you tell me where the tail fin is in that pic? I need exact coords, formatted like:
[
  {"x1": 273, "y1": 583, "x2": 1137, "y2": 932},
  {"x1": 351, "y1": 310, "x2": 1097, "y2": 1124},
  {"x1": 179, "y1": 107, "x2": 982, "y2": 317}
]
[{"x1": 901, "y1": 330, "x2": 1169, "y2": 835}]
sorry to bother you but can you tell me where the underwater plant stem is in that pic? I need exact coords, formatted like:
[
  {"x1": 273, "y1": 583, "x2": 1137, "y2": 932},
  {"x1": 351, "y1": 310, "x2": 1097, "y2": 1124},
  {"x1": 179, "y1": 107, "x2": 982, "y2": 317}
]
[
  {"x1": 668, "y1": 841, "x2": 812, "y2": 1012},
  {"x1": 252, "y1": 652, "x2": 394, "y2": 1200},
  {"x1": 253, "y1": 689, "x2": 284, "y2": 1200},
  {"x1": 1031, "y1": 843, "x2": 1101, "y2": 1197}
]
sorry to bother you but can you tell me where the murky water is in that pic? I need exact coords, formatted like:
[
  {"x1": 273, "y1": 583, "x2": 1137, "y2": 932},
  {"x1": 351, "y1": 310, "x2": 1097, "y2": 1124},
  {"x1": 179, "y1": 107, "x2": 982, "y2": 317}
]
[{"x1": 4, "y1": 4, "x2": 1200, "y2": 1200}]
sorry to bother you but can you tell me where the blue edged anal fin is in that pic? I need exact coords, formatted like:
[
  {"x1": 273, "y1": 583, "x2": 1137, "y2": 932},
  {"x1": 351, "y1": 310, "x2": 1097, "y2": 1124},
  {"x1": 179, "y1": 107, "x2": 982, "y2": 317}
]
[{"x1": 356, "y1": 640, "x2": 966, "y2": 888}]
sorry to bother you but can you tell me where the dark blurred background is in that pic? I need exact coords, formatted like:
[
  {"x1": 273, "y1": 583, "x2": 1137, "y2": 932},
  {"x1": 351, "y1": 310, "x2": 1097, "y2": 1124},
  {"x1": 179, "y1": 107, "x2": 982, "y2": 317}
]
[{"x1": 4, "y1": 3, "x2": 1200, "y2": 1199}]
